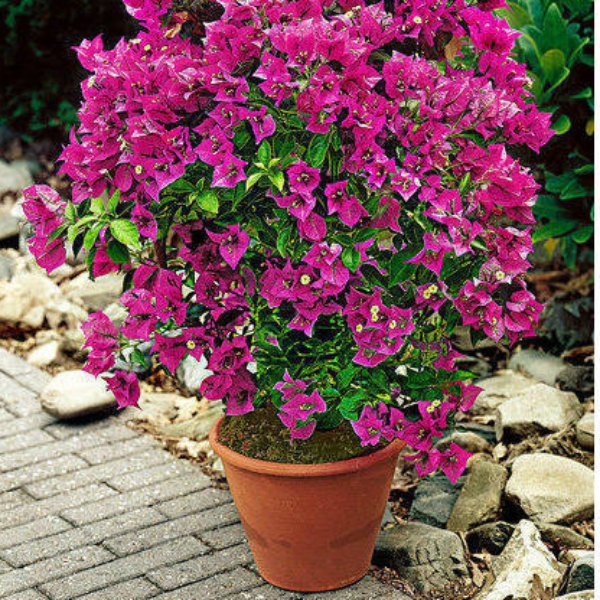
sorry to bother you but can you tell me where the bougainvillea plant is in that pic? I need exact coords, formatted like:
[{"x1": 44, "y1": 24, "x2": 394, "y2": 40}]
[{"x1": 23, "y1": 0, "x2": 552, "y2": 483}]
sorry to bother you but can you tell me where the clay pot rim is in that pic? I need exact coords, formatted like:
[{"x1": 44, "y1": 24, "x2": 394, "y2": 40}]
[{"x1": 209, "y1": 416, "x2": 405, "y2": 478}]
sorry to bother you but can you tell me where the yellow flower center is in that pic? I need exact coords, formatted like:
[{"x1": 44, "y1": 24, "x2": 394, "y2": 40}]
[
  {"x1": 300, "y1": 274, "x2": 311, "y2": 285},
  {"x1": 496, "y1": 271, "x2": 506, "y2": 281},
  {"x1": 186, "y1": 340, "x2": 196, "y2": 350},
  {"x1": 414, "y1": 16, "x2": 423, "y2": 24},
  {"x1": 389, "y1": 320, "x2": 397, "y2": 329},
  {"x1": 356, "y1": 324, "x2": 364, "y2": 333},
  {"x1": 134, "y1": 165, "x2": 143, "y2": 175}
]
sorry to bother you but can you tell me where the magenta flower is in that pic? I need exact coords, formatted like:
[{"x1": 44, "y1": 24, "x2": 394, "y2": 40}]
[
  {"x1": 212, "y1": 154, "x2": 247, "y2": 188},
  {"x1": 287, "y1": 161, "x2": 320, "y2": 197},
  {"x1": 351, "y1": 405, "x2": 384, "y2": 446},
  {"x1": 105, "y1": 370, "x2": 141, "y2": 408},
  {"x1": 438, "y1": 443, "x2": 471, "y2": 484},
  {"x1": 207, "y1": 224, "x2": 250, "y2": 270},
  {"x1": 281, "y1": 390, "x2": 326, "y2": 422}
]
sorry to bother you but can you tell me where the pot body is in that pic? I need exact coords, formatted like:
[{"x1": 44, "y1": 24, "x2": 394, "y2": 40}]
[{"x1": 209, "y1": 417, "x2": 404, "y2": 592}]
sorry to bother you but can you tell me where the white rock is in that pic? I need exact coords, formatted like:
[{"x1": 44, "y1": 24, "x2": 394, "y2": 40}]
[
  {"x1": 556, "y1": 592, "x2": 595, "y2": 600},
  {"x1": 472, "y1": 371, "x2": 536, "y2": 415},
  {"x1": 176, "y1": 355, "x2": 213, "y2": 393},
  {"x1": 0, "y1": 215, "x2": 19, "y2": 241},
  {"x1": 60, "y1": 328, "x2": 86, "y2": 354},
  {"x1": 0, "y1": 273, "x2": 61, "y2": 327},
  {"x1": 475, "y1": 520, "x2": 564, "y2": 600},
  {"x1": 27, "y1": 341, "x2": 61, "y2": 367},
  {"x1": 495, "y1": 382, "x2": 583, "y2": 441},
  {"x1": 63, "y1": 272, "x2": 123, "y2": 311},
  {"x1": 0, "y1": 160, "x2": 33, "y2": 196},
  {"x1": 576, "y1": 413, "x2": 594, "y2": 450},
  {"x1": 40, "y1": 370, "x2": 116, "y2": 419},
  {"x1": 505, "y1": 454, "x2": 594, "y2": 524},
  {"x1": 508, "y1": 349, "x2": 566, "y2": 386},
  {"x1": 104, "y1": 302, "x2": 128, "y2": 327},
  {"x1": 45, "y1": 297, "x2": 88, "y2": 330}
]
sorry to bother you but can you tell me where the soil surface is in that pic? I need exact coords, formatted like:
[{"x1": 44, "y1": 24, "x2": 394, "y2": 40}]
[{"x1": 219, "y1": 405, "x2": 388, "y2": 464}]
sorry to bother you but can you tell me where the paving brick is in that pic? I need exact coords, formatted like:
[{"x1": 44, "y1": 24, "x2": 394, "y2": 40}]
[
  {"x1": 0, "y1": 545, "x2": 114, "y2": 597},
  {"x1": 308, "y1": 578, "x2": 409, "y2": 599},
  {"x1": 224, "y1": 586, "x2": 303, "y2": 600},
  {"x1": 24, "y1": 449, "x2": 170, "y2": 499},
  {"x1": 0, "y1": 424, "x2": 138, "y2": 473},
  {"x1": 43, "y1": 417, "x2": 113, "y2": 440},
  {"x1": 148, "y1": 544, "x2": 253, "y2": 591},
  {"x1": 77, "y1": 434, "x2": 158, "y2": 464},
  {"x1": 0, "y1": 454, "x2": 88, "y2": 494},
  {"x1": 0, "y1": 561, "x2": 10, "y2": 575},
  {"x1": 2, "y1": 429, "x2": 55, "y2": 453},
  {"x1": 153, "y1": 566, "x2": 263, "y2": 599},
  {"x1": 0, "y1": 373, "x2": 40, "y2": 418},
  {"x1": 77, "y1": 578, "x2": 160, "y2": 600},
  {"x1": 0, "y1": 483, "x2": 116, "y2": 529},
  {"x1": 0, "y1": 412, "x2": 55, "y2": 439},
  {"x1": 156, "y1": 487, "x2": 233, "y2": 519},
  {"x1": 3, "y1": 506, "x2": 165, "y2": 567},
  {"x1": 105, "y1": 457, "x2": 199, "y2": 492},
  {"x1": 0, "y1": 488, "x2": 34, "y2": 511},
  {"x1": 5, "y1": 591, "x2": 48, "y2": 600},
  {"x1": 39, "y1": 537, "x2": 206, "y2": 600},
  {"x1": 103, "y1": 512, "x2": 218, "y2": 556},
  {"x1": 201, "y1": 522, "x2": 247, "y2": 550},
  {"x1": 61, "y1": 474, "x2": 211, "y2": 526},
  {"x1": 0, "y1": 350, "x2": 52, "y2": 394},
  {"x1": 0, "y1": 515, "x2": 72, "y2": 551}
]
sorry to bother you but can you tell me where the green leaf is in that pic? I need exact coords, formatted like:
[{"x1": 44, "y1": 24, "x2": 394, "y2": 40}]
[
  {"x1": 269, "y1": 170, "x2": 285, "y2": 192},
  {"x1": 571, "y1": 225, "x2": 593, "y2": 244},
  {"x1": 166, "y1": 179, "x2": 196, "y2": 194},
  {"x1": 315, "y1": 409, "x2": 344, "y2": 431},
  {"x1": 110, "y1": 219, "x2": 140, "y2": 249},
  {"x1": 258, "y1": 140, "x2": 271, "y2": 165},
  {"x1": 107, "y1": 190, "x2": 121, "y2": 214},
  {"x1": 306, "y1": 134, "x2": 330, "y2": 168},
  {"x1": 67, "y1": 224, "x2": 79, "y2": 243},
  {"x1": 497, "y1": 2, "x2": 532, "y2": 29},
  {"x1": 65, "y1": 201, "x2": 76, "y2": 222},
  {"x1": 388, "y1": 250, "x2": 417, "y2": 286},
  {"x1": 532, "y1": 219, "x2": 578, "y2": 242},
  {"x1": 541, "y1": 4, "x2": 568, "y2": 54},
  {"x1": 245, "y1": 172, "x2": 264, "y2": 191},
  {"x1": 276, "y1": 226, "x2": 292, "y2": 257},
  {"x1": 540, "y1": 49, "x2": 566, "y2": 84},
  {"x1": 197, "y1": 190, "x2": 219, "y2": 213},
  {"x1": 90, "y1": 197, "x2": 105, "y2": 215},
  {"x1": 83, "y1": 225, "x2": 102, "y2": 251},
  {"x1": 551, "y1": 113, "x2": 571, "y2": 135},
  {"x1": 106, "y1": 240, "x2": 130, "y2": 264},
  {"x1": 341, "y1": 247, "x2": 361, "y2": 272}
]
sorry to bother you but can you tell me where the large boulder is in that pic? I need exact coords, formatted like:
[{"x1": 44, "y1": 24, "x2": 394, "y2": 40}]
[
  {"x1": 40, "y1": 371, "x2": 116, "y2": 419},
  {"x1": 475, "y1": 520, "x2": 564, "y2": 600},
  {"x1": 446, "y1": 459, "x2": 507, "y2": 532},
  {"x1": 505, "y1": 454, "x2": 594, "y2": 524},
  {"x1": 373, "y1": 522, "x2": 469, "y2": 593},
  {"x1": 563, "y1": 552, "x2": 594, "y2": 594},
  {"x1": 408, "y1": 473, "x2": 462, "y2": 528},
  {"x1": 495, "y1": 383, "x2": 583, "y2": 441}
]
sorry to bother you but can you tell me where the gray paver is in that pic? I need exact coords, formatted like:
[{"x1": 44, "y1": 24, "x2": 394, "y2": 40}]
[
  {"x1": 0, "y1": 412, "x2": 54, "y2": 439},
  {"x1": 148, "y1": 544, "x2": 253, "y2": 591},
  {"x1": 0, "y1": 372, "x2": 40, "y2": 417},
  {"x1": 0, "y1": 488, "x2": 34, "y2": 510},
  {"x1": 2, "y1": 428, "x2": 55, "y2": 452},
  {"x1": 201, "y1": 522, "x2": 247, "y2": 550},
  {"x1": 5, "y1": 591, "x2": 48, "y2": 600},
  {"x1": 3, "y1": 507, "x2": 165, "y2": 567},
  {"x1": 0, "y1": 515, "x2": 72, "y2": 551},
  {"x1": 0, "y1": 453, "x2": 88, "y2": 493},
  {"x1": 77, "y1": 577, "x2": 160, "y2": 600},
  {"x1": 156, "y1": 487, "x2": 233, "y2": 519},
  {"x1": 77, "y1": 434, "x2": 158, "y2": 464},
  {"x1": 0, "y1": 545, "x2": 114, "y2": 597},
  {"x1": 0, "y1": 348, "x2": 52, "y2": 393},
  {"x1": 154, "y1": 566, "x2": 263, "y2": 599},
  {"x1": 0, "y1": 483, "x2": 116, "y2": 529},
  {"x1": 105, "y1": 457, "x2": 198, "y2": 492},
  {"x1": 60, "y1": 474, "x2": 211, "y2": 526},
  {"x1": 43, "y1": 417, "x2": 112, "y2": 440},
  {"x1": 24, "y1": 449, "x2": 170, "y2": 498},
  {"x1": 39, "y1": 537, "x2": 207, "y2": 600}
]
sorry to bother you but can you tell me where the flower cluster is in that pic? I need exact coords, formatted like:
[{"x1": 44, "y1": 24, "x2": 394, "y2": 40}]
[{"x1": 22, "y1": 0, "x2": 552, "y2": 482}]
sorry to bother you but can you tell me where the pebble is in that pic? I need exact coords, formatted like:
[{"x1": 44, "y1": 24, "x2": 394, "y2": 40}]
[
  {"x1": 508, "y1": 349, "x2": 566, "y2": 386},
  {"x1": 556, "y1": 365, "x2": 594, "y2": 396},
  {"x1": 27, "y1": 340, "x2": 61, "y2": 367},
  {"x1": 505, "y1": 454, "x2": 594, "y2": 524},
  {"x1": 564, "y1": 552, "x2": 594, "y2": 594},
  {"x1": 575, "y1": 413, "x2": 594, "y2": 451},
  {"x1": 466, "y1": 521, "x2": 515, "y2": 555}
]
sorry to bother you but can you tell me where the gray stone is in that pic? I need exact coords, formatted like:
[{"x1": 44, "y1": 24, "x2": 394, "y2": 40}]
[
  {"x1": 576, "y1": 413, "x2": 594, "y2": 450},
  {"x1": 60, "y1": 328, "x2": 86, "y2": 354},
  {"x1": 0, "y1": 253, "x2": 14, "y2": 280},
  {"x1": 0, "y1": 159, "x2": 33, "y2": 196},
  {"x1": 0, "y1": 214, "x2": 19, "y2": 241},
  {"x1": 40, "y1": 370, "x2": 116, "y2": 420},
  {"x1": 437, "y1": 431, "x2": 492, "y2": 455},
  {"x1": 505, "y1": 454, "x2": 594, "y2": 524},
  {"x1": 373, "y1": 522, "x2": 469, "y2": 593},
  {"x1": 508, "y1": 349, "x2": 566, "y2": 385},
  {"x1": 466, "y1": 522, "x2": 515, "y2": 555},
  {"x1": 556, "y1": 593, "x2": 595, "y2": 600},
  {"x1": 556, "y1": 365, "x2": 594, "y2": 395},
  {"x1": 564, "y1": 553, "x2": 594, "y2": 594},
  {"x1": 408, "y1": 473, "x2": 462, "y2": 528},
  {"x1": 475, "y1": 520, "x2": 564, "y2": 600},
  {"x1": 447, "y1": 459, "x2": 507, "y2": 532},
  {"x1": 495, "y1": 382, "x2": 583, "y2": 441},
  {"x1": 539, "y1": 523, "x2": 594, "y2": 550},
  {"x1": 472, "y1": 371, "x2": 536, "y2": 416},
  {"x1": 63, "y1": 272, "x2": 123, "y2": 312},
  {"x1": 176, "y1": 354, "x2": 212, "y2": 393}
]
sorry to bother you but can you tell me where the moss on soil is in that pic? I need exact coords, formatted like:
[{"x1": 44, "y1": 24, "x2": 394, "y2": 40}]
[{"x1": 219, "y1": 405, "x2": 388, "y2": 464}]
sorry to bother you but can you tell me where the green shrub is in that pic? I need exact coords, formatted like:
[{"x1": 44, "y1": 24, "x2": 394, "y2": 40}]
[
  {"x1": 0, "y1": 0, "x2": 134, "y2": 138},
  {"x1": 498, "y1": 0, "x2": 594, "y2": 268}
]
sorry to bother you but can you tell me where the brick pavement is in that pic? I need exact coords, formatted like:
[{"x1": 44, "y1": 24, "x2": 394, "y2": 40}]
[{"x1": 0, "y1": 348, "x2": 409, "y2": 600}]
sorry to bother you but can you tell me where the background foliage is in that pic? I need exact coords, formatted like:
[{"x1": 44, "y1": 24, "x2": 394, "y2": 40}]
[
  {"x1": 0, "y1": 0, "x2": 134, "y2": 138},
  {"x1": 498, "y1": 0, "x2": 594, "y2": 268}
]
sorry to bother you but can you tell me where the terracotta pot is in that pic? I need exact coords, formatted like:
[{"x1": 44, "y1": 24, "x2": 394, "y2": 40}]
[{"x1": 209, "y1": 417, "x2": 404, "y2": 592}]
